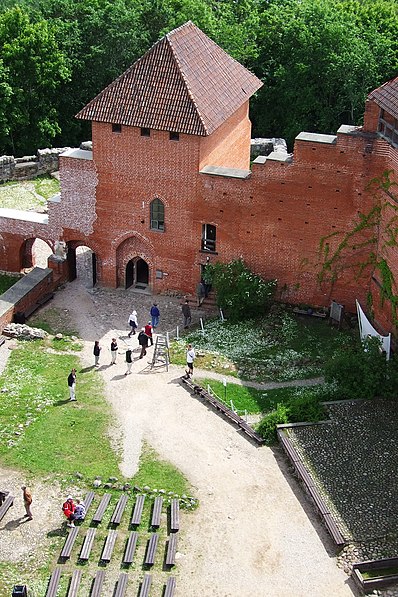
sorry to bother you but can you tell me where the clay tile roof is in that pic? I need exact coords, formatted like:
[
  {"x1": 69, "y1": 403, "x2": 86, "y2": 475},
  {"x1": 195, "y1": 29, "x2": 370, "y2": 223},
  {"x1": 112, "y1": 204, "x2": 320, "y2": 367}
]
[
  {"x1": 75, "y1": 21, "x2": 263, "y2": 136},
  {"x1": 368, "y1": 76, "x2": 398, "y2": 120}
]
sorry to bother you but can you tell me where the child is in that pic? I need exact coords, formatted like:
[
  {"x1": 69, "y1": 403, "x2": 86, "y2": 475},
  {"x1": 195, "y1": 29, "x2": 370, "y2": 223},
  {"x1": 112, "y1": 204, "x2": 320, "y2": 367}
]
[{"x1": 93, "y1": 340, "x2": 101, "y2": 366}]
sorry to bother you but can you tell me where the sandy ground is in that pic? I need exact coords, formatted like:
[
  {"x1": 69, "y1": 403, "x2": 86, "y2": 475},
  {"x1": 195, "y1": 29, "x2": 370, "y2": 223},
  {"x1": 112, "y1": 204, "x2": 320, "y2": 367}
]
[{"x1": 0, "y1": 280, "x2": 357, "y2": 596}]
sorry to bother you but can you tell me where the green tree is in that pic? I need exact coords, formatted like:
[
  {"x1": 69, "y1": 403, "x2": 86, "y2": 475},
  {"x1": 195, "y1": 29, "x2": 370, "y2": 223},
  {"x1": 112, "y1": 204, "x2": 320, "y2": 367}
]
[
  {"x1": 203, "y1": 258, "x2": 276, "y2": 321},
  {"x1": 252, "y1": 0, "x2": 398, "y2": 147},
  {"x1": 0, "y1": 6, "x2": 70, "y2": 154}
]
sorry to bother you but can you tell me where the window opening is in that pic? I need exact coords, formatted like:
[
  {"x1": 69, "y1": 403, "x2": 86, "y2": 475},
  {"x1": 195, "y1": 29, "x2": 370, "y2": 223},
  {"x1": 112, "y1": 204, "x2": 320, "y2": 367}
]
[
  {"x1": 169, "y1": 132, "x2": 179, "y2": 141},
  {"x1": 150, "y1": 198, "x2": 165, "y2": 231},
  {"x1": 202, "y1": 224, "x2": 216, "y2": 252},
  {"x1": 112, "y1": 123, "x2": 122, "y2": 133},
  {"x1": 141, "y1": 128, "x2": 150, "y2": 137}
]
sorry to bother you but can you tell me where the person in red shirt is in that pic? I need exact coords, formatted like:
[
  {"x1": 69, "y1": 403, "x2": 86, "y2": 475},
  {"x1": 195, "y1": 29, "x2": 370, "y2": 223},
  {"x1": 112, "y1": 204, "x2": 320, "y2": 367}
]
[
  {"x1": 62, "y1": 496, "x2": 76, "y2": 527},
  {"x1": 144, "y1": 322, "x2": 153, "y2": 346}
]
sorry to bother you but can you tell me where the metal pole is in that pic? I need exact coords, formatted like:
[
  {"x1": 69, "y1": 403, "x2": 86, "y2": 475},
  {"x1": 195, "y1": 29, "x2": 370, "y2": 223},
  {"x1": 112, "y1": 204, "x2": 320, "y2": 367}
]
[
  {"x1": 200, "y1": 317, "x2": 205, "y2": 337},
  {"x1": 176, "y1": 326, "x2": 179, "y2": 340},
  {"x1": 220, "y1": 308, "x2": 224, "y2": 322}
]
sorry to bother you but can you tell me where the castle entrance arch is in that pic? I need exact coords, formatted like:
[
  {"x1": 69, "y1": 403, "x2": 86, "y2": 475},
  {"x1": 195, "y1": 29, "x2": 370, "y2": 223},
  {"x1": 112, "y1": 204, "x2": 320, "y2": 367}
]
[
  {"x1": 125, "y1": 257, "x2": 149, "y2": 289},
  {"x1": 67, "y1": 242, "x2": 97, "y2": 287},
  {"x1": 21, "y1": 238, "x2": 53, "y2": 271}
]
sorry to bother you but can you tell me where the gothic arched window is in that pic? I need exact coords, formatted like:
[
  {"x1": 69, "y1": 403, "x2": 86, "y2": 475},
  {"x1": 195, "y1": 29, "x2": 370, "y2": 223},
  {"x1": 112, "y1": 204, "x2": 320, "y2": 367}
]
[{"x1": 150, "y1": 198, "x2": 165, "y2": 231}]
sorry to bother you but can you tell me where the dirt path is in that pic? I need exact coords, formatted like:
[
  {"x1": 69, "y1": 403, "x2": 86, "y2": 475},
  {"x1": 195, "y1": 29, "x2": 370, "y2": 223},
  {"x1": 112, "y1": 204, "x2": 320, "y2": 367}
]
[{"x1": 32, "y1": 280, "x2": 355, "y2": 597}]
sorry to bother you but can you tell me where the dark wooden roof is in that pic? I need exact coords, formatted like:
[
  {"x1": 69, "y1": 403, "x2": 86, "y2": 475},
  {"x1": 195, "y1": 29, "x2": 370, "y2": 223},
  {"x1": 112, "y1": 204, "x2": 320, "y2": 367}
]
[
  {"x1": 368, "y1": 76, "x2": 398, "y2": 120},
  {"x1": 76, "y1": 21, "x2": 262, "y2": 136}
]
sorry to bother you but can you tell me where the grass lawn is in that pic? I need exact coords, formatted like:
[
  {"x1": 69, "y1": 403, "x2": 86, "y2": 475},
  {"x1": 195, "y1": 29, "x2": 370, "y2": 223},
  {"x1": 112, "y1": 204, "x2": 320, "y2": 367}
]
[
  {"x1": 198, "y1": 378, "x2": 299, "y2": 414},
  {"x1": 171, "y1": 308, "x2": 357, "y2": 382},
  {"x1": 0, "y1": 272, "x2": 21, "y2": 294},
  {"x1": 0, "y1": 175, "x2": 59, "y2": 211}
]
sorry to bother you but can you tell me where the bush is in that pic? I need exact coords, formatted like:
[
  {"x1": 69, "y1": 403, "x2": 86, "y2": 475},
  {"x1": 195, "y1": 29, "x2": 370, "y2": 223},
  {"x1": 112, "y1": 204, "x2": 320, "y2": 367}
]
[
  {"x1": 287, "y1": 391, "x2": 324, "y2": 422},
  {"x1": 203, "y1": 258, "x2": 276, "y2": 322},
  {"x1": 256, "y1": 403, "x2": 289, "y2": 444}
]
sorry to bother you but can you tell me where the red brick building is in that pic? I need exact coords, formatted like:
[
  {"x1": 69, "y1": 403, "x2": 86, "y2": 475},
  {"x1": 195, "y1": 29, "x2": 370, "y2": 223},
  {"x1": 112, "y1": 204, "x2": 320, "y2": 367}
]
[{"x1": 0, "y1": 21, "x2": 397, "y2": 331}]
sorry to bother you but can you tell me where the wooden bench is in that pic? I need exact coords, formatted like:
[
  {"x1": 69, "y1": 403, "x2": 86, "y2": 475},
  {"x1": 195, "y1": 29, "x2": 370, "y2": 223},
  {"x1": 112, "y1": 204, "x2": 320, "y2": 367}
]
[
  {"x1": 323, "y1": 513, "x2": 345, "y2": 547},
  {"x1": 170, "y1": 499, "x2": 179, "y2": 532},
  {"x1": 110, "y1": 494, "x2": 128, "y2": 525},
  {"x1": 92, "y1": 493, "x2": 111, "y2": 524},
  {"x1": 101, "y1": 529, "x2": 118, "y2": 562},
  {"x1": 138, "y1": 574, "x2": 152, "y2": 597},
  {"x1": 166, "y1": 533, "x2": 178, "y2": 566},
  {"x1": 292, "y1": 307, "x2": 327, "y2": 318},
  {"x1": 308, "y1": 485, "x2": 330, "y2": 516},
  {"x1": 123, "y1": 531, "x2": 139, "y2": 564},
  {"x1": 131, "y1": 495, "x2": 145, "y2": 526},
  {"x1": 144, "y1": 533, "x2": 159, "y2": 566},
  {"x1": 60, "y1": 526, "x2": 79, "y2": 559},
  {"x1": 0, "y1": 494, "x2": 14, "y2": 521},
  {"x1": 164, "y1": 577, "x2": 176, "y2": 597},
  {"x1": 294, "y1": 460, "x2": 314, "y2": 489},
  {"x1": 181, "y1": 377, "x2": 265, "y2": 445},
  {"x1": 150, "y1": 496, "x2": 163, "y2": 528},
  {"x1": 79, "y1": 527, "x2": 96, "y2": 560},
  {"x1": 114, "y1": 572, "x2": 129, "y2": 597},
  {"x1": 66, "y1": 569, "x2": 82, "y2": 597},
  {"x1": 91, "y1": 570, "x2": 105, "y2": 597},
  {"x1": 277, "y1": 431, "x2": 300, "y2": 462},
  {"x1": 84, "y1": 490, "x2": 95, "y2": 514},
  {"x1": 46, "y1": 567, "x2": 61, "y2": 597}
]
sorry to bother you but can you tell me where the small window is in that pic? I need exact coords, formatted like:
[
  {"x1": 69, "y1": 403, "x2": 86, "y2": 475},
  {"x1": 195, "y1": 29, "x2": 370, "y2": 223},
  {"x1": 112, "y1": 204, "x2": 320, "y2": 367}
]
[
  {"x1": 150, "y1": 198, "x2": 165, "y2": 231},
  {"x1": 202, "y1": 224, "x2": 216, "y2": 252},
  {"x1": 112, "y1": 123, "x2": 122, "y2": 133},
  {"x1": 169, "y1": 131, "x2": 179, "y2": 141},
  {"x1": 141, "y1": 128, "x2": 150, "y2": 137}
]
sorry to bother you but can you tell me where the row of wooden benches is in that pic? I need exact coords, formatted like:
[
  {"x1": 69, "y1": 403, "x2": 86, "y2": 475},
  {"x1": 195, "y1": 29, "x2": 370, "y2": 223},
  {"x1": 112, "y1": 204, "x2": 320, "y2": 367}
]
[
  {"x1": 181, "y1": 377, "x2": 265, "y2": 445},
  {"x1": 277, "y1": 429, "x2": 346, "y2": 547},
  {"x1": 89, "y1": 493, "x2": 179, "y2": 530},
  {"x1": 61, "y1": 527, "x2": 178, "y2": 566},
  {"x1": 47, "y1": 569, "x2": 175, "y2": 597}
]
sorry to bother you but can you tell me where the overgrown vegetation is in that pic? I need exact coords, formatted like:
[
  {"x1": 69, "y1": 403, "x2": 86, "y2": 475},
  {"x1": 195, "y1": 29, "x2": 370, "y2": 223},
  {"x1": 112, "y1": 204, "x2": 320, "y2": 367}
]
[
  {"x1": 0, "y1": 272, "x2": 20, "y2": 294},
  {"x1": 203, "y1": 258, "x2": 276, "y2": 321},
  {"x1": 0, "y1": 176, "x2": 59, "y2": 211}
]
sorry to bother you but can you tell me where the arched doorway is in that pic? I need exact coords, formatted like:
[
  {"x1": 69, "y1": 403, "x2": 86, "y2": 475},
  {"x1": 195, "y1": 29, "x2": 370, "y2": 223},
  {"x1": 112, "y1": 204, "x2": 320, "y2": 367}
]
[
  {"x1": 67, "y1": 244, "x2": 97, "y2": 287},
  {"x1": 21, "y1": 238, "x2": 53, "y2": 271},
  {"x1": 125, "y1": 257, "x2": 149, "y2": 289}
]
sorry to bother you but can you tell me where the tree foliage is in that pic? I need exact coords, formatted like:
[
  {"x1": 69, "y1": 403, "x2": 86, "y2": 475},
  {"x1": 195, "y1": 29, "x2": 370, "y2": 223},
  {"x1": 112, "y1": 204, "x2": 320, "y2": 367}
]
[{"x1": 203, "y1": 258, "x2": 276, "y2": 321}]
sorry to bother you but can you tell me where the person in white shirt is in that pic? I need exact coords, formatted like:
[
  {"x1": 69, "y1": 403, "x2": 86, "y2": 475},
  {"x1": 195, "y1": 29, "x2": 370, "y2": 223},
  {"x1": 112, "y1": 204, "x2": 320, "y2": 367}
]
[{"x1": 185, "y1": 344, "x2": 195, "y2": 378}]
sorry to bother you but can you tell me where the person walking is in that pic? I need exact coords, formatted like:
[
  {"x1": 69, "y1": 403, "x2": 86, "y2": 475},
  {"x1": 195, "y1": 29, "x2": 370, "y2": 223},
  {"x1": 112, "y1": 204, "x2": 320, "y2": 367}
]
[
  {"x1": 21, "y1": 486, "x2": 33, "y2": 520},
  {"x1": 138, "y1": 328, "x2": 149, "y2": 359},
  {"x1": 93, "y1": 340, "x2": 101, "y2": 366},
  {"x1": 185, "y1": 344, "x2": 196, "y2": 378},
  {"x1": 150, "y1": 303, "x2": 160, "y2": 329},
  {"x1": 62, "y1": 496, "x2": 76, "y2": 527},
  {"x1": 144, "y1": 321, "x2": 154, "y2": 346},
  {"x1": 128, "y1": 310, "x2": 138, "y2": 337},
  {"x1": 182, "y1": 299, "x2": 191, "y2": 328},
  {"x1": 110, "y1": 338, "x2": 118, "y2": 364},
  {"x1": 196, "y1": 281, "x2": 205, "y2": 306},
  {"x1": 68, "y1": 368, "x2": 77, "y2": 401},
  {"x1": 125, "y1": 348, "x2": 133, "y2": 375}
]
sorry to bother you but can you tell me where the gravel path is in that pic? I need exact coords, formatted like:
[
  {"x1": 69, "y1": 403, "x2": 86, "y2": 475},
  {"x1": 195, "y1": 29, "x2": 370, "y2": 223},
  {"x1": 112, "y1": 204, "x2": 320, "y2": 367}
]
[
  {"x1": 32, "y1": 280, "x2": 354, "y2": 597},
  {"x1": 0, "y1": 280, "x2": 356, "y2": 596}
]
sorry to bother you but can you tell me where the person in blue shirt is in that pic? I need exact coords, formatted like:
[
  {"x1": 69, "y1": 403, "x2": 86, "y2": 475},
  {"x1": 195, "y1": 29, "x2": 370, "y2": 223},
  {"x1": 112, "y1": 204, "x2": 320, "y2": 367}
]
[{"x1": 150, "y1": 303, "x2": 160, "y2": 328}]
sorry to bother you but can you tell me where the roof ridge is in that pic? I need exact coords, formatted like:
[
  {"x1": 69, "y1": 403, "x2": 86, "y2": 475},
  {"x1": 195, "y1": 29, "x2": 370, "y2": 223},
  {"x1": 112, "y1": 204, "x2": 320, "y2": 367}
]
[{"x1": 166, "y1": 27, "x2": 208, "y2": 136}]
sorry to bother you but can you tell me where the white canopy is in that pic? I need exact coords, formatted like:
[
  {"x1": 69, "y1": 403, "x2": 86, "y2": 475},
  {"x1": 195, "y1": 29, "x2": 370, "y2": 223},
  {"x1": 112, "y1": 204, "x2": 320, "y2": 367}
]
[{"x1": 356, "y1": 300, "x2": 391, "y2": 360}]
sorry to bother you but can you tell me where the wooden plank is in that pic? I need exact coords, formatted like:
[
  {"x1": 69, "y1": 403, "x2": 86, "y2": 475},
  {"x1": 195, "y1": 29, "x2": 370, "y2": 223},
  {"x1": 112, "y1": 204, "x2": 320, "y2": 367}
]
[
  {"x1": 84, "y1": 490, "x2": 95, "y2": 514},
  {"x1": 110, "y1": 494, "x2": 128, "y2": 525},
  {"x1": 131, "y1": 495, "x2": 145, "y2": 526},
  {"x1": 91, "y1": 570, "x2": 105, "y2": 597},
  {"x1": 0, "y1": 494, "x2": 14, "y2": 521},
  {"x1": 138, "y1": 574, "x2": 152, "y2": 597},
  {"x1": 66, "y1": 569, "x2": 82, "y2": 597},
  {"x1": 323, "y1": 513, "x2": 345, "y2": 547},
  {"x1": 144, "y1": 533, "x2": 159, "y2": 566},
  {"x1": 46, "y1": 567, "x2": 61, "y2": 597},
  {"x1": 123, "y1": 531, "x2": 139, "y2": 564},
  {"x1": 79, "y1": 527, "x2": 96, "y2": 560},
  {"x1": 60, "y1": 526, "x2": 79, "y2": 559},
  {"x1": 92, "y1": 493, "x2": 111, "y2": 523},
  {"x1": 170, "y1": 499, "x2": 180, "y2": 532},
  {"x1": 150, "y1": 496, "x2": 163, "y2": 528},
  {"x1": 308, "y1": 486, "x2": 330, "y2": 515},
  {"x1": 166, "y1": 533, "x2": 178, "y2": 566},
  {"x1": 164, "y1": 576, "x2": 176, "y2": 597},
  {"x1": 101, "y1": 529, "x2": 118, "y2": 562},
  {"x1": 114, "y1": 572, "x2": 129, "y2": 597}
]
